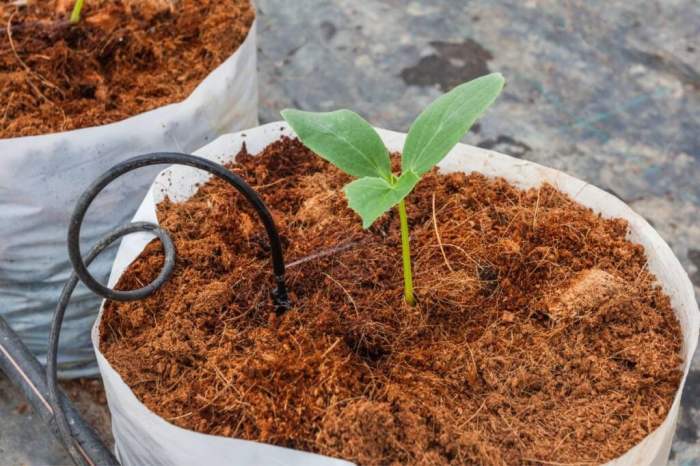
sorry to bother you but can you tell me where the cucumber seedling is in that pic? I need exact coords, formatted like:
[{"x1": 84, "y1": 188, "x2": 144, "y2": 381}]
[
  {"x1": 282, "y1": 73, "x2": 505, "y2": 306},
  {"x1": 70, "y1": 0, "x2": 85, "y2": 24}
]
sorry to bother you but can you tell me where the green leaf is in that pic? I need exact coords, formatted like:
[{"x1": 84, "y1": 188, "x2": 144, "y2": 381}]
[
  {"x1": 69, "y1": 0, "x2": 85, "y2": 23},
  {"x1": 281, "y1": 108, "x2": 392, "y2": 180},
  {"x1": 402, "y1": 72, "x2": 505, "y2": 176},
  {"x1": 343, "y1": 171, "x2": 420, "y2": 229}
]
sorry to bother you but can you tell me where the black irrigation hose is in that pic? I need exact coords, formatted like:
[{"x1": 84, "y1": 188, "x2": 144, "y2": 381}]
[
  {"x1": 0, "y1": 316, "x2": 116, "y2": 466},
  {"x1": 67, "y1": 152, "x2": 289, "y2": 304},
  {"x1": 47, "y1": 223, "x2": 171, "y2": 466},
  {"x1": 46, "y1": 152, "x2": 290, "y2": 466}
]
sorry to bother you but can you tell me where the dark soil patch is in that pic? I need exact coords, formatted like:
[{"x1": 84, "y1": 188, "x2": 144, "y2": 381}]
[
  {"x1": 0, "y1": 0, "x2": 254, "y2": 138},
  {"x1": 400, "y1": 39, "x2": 493, "y2": 92},
  {"x1": 101, "y1": 137, "x2": 683, "y2": 465}
]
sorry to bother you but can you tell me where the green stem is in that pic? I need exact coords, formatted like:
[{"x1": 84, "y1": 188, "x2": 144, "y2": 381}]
[
  {"x1": 397, "y1": 199, "x2": 415, "y2": 306},
  {"x1": 69, "y1": 0, "x2": 85, "y2": 24}
]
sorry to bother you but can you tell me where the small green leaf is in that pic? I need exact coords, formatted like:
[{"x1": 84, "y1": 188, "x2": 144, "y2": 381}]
[
  {"x1": 281, "y1": 108, "x2": 392, "y2": 180},
  {"x1": 343, "y1": 171, "x2": 420, "y2": 228},
  {"x1": 402, "y1": 72, "x2": 505, "y2": 176}
]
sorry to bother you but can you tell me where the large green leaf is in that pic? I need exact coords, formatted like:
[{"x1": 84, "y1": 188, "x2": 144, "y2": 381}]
[
  {"x1": 343, "y1": 171, "x2": 420, "y2": 228},
  {"x1": 402, "y1": 73, "x2": 505, "y2": 176},
  {"x1": 281, "y1": 109, "x2": 392, "y2": 180}
]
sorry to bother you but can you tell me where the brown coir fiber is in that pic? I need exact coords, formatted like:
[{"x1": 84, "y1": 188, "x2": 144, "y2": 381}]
[
  {"x1": 0, "y1": 0, "x2": 254, "y2": 138},
  {"x1": 101, "y1": 138, "x2": 683, "y2": 465}
]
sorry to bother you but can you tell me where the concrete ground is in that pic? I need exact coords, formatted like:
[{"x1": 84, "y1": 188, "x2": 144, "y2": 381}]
[{"x1": 1, "y1": 0, "x2": 699, "y2": 464}]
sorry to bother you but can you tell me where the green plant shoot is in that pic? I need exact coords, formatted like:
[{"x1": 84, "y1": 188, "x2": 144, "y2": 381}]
[
  {"x1": 282, "y1": 73, "x2": 505, "y2": 306},
  {"x1": 70, "y1": 0, "x2": 85, "y2": 24}
]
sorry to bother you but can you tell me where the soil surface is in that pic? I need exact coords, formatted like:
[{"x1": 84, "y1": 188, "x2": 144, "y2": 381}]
[
  {"x1": 101, "y1": 138, "x2": 683, "y2": 465},
  {"x1": 0, "y1": 0, "x2": 254, "y2": 138}
]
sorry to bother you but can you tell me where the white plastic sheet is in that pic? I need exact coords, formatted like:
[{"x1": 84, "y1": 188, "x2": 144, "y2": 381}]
[
  {"x1": 0, "y1": 21, "x2": 258, "y2": 378},
  {"x1": 97, "y1": 122, "x2": 699, "y2": 465}
]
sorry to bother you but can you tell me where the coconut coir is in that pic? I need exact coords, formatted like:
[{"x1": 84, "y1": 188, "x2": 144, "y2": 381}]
[
  {"x1": 0, "y1": 0, "x2": 254, "y2": 138},
  {"x1": 101, "y1": 138, "x2": 683, "y2": 465}
]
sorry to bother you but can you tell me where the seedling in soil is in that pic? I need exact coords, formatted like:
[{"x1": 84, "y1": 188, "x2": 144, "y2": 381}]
[
  {"x1": 282, "y1": 73, "x2": 505, "y2": 306},
  {"x1": 70, "y1": 0, "x2": 85, "y2": 24}
]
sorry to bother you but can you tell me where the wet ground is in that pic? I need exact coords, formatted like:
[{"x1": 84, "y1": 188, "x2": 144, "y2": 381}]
[{"x1": 1, "y1": 0, "x2": 698, "y2": 464}]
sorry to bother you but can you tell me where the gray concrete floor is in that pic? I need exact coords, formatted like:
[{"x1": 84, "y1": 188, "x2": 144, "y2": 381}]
[{"x1": 1, "y1": 0, "x2": 699, "y2": 464}]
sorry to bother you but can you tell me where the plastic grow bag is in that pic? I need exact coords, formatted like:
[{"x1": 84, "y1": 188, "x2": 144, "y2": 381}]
[
  {"x1": 96, "y1": 122, "x2": 699, "y2": 465},
  {"x1": 0, "y1": 21, "x2": 258, "y2": 378}
]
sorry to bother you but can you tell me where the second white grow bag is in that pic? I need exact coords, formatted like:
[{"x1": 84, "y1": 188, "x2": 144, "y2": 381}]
[
  {"x1": 96, "y1": 122, "x2": 699, "y2": 466},
  {"x1": 0, "y1": 21, "x2": 258, "y2": 378}
]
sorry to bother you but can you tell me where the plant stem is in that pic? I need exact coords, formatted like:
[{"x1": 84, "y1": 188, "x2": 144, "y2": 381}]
[
  {"x1": 69, "y1": 0, "x2": 85, "y2": 24},
  {"x1": 397, "y1": 199, "x2": 415, "y2": 306}
]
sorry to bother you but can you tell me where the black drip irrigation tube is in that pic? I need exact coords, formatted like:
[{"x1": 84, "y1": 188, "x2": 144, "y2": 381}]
[
  {"x1": 0, "y1": 152, "x2": 290, "y2": 466},
  {"x1": 0, "y1": 315, "x2": 117, "y2": 466}
]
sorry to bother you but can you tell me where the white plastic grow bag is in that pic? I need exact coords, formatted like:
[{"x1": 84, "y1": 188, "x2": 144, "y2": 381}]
[
  {"x1": 0, "y1": 21, "x2": 258, "y2": 378},
  {"x1": 97, "y1": 122, "x2": 699, "y2": 465}
]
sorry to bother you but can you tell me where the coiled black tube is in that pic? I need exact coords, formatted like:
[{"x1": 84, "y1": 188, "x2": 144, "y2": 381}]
[{"x1": 46, "y1": 152, "x2": 289, "y2": 465}]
